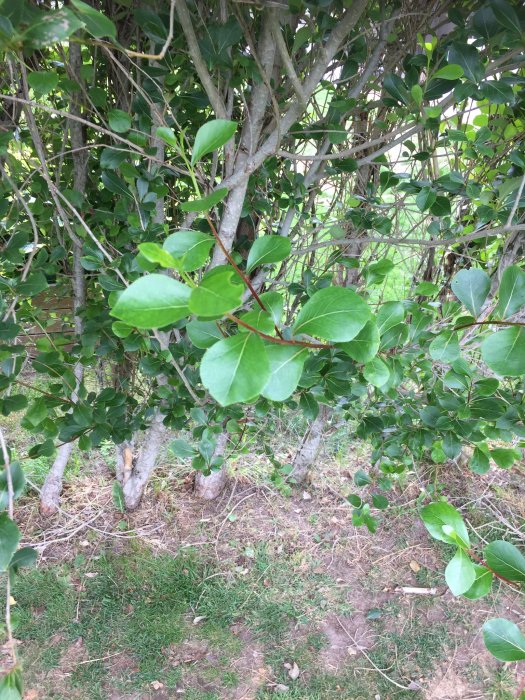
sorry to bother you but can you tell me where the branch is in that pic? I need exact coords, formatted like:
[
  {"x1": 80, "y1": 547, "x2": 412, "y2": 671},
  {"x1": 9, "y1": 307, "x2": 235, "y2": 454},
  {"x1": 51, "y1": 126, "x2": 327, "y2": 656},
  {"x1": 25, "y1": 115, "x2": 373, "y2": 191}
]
[
  {"x1": 269, "y1": 10, "x2": 306, "y2": 106},
  {"x1": 175, "y1": 0, "x2": 228, "y2": 118},
  {"x1": 0, "y1": 429, "x2": 17, "y2": 668},
  {"x1": 125, "y1": 0, "x2": 176, "y2": 60}
]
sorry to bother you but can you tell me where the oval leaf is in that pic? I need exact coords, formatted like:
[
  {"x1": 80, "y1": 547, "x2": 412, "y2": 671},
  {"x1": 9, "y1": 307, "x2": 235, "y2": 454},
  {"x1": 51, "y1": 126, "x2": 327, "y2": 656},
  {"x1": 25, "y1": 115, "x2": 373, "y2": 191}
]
[
  {"x1": 483, "y1": 618, "x2": 525, "y2": 662},
  {"x1": 0, "y1": 513, "x2": 20, "y2": 572},
  {"x1": 246, "y1": 236, "x2": 291, "y2": 273},
  {"x1": 191, "y1": 120, "x2": 237, "y2": 165},
  {"x1": 163, "y1": 230, "x2": 214, "y2": 272},
  {"x1": 180, "y1": 187, "x2": 228, "y2": 212},
  {"x1": 481, "y1": 327, "x2": 525, "y2": 376},
  {"x1": 293, "y1": 287, "x2": 370, "y2": 342},
  {"x1": 496, "y1": 265, "x2": 525, "y2": 319},
  {"x1": 261, "y1": 346, "x2": 307, "y2": 402},
  {"x1": 445, "y1": 548, "x2": 476, "y2": 596},
  {"x1": 484, "y1": 540, "x2": 525, "y2": 582},
  {"x1": 200, "y1": 333, "x2": 270, "y2": 406},
  {"x1": 338, "y1": 320, "x2": 380, "y2": 363},
  {"x1": 420, "y1": 501, "x2": 470, "y2": 548},
  {"x1": 451, "y1": 268, "x2": 491, "y2": 317},
  {"x1": 111, "y1": 274, "x2": 191, "y2": 328}
]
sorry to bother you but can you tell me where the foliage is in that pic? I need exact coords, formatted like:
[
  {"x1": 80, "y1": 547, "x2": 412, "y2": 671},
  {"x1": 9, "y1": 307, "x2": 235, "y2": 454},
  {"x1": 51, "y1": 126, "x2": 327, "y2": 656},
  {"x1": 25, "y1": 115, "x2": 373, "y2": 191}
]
[{"x1": 0, "y1": 0, "x2": 524, "y2": 681}]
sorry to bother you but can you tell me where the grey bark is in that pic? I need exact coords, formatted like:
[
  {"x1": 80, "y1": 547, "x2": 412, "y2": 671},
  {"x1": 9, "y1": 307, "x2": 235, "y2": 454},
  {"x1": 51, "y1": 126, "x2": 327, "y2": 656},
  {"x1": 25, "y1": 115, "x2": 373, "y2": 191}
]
[
  {"x1": 117, "y1": 93, "x2": 170, "y2": 511},
  {"x1": 291, "y1": 405, "x2": 330, "y2": 484},
  {"x1": 40, "y1": 41, "x2": 86, "y2": 515},
  {"x1": 193, "y1": 431, "x2": 229, "y2": 500}
]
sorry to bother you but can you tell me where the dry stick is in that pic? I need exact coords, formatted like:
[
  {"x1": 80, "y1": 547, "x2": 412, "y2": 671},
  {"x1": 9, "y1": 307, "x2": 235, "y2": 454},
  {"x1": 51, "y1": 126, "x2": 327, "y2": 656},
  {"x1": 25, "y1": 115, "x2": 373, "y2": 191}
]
[
  {"x1": 124, "y1": 0, "x2": 175, "y2": 60},
  {"x1": 0, "y1": 429, "x2": 17, "y2": 668},
  {"x1": 335, "y1": 616, "x2": 416, "y2": 692}
]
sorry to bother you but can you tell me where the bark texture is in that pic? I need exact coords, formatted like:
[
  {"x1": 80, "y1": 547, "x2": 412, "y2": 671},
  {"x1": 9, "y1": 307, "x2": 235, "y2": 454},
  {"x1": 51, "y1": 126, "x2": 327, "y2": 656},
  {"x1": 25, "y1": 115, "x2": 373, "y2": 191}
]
[
  {"x1": 194, "y1": 431, "x2": 230, "y2": 500},
  {"x1": 291, "y1": 405, "x2": 330, "y2": 484}
]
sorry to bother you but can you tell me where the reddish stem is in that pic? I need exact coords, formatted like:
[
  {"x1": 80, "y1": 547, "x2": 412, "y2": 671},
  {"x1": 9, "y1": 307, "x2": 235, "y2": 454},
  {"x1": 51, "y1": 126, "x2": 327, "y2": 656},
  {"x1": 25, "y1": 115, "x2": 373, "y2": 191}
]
[
  {"x1": 226, "y1": 313, "x2": 333, "y2": 350},
  {"x1": 204, "y1": 213, "x2": 284, "y2": 339},
  {"x1": 468, "y1": 549, "x2": 517, "y2": 587}
]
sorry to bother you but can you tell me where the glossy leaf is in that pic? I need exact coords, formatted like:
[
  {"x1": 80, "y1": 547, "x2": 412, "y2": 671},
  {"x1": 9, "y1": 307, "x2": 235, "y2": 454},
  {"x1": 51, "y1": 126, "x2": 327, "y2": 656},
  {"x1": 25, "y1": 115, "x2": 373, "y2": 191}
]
[
  {"x1": 163, "y1": 230, "x2": 214, "y2": 272},
  {"x1": 0, "y1": 461, "x2": 25, "y2": 510},
  {"x1": 186, "y1": 320, "x2": 223, "y2": 349},
  {"x1": 451, "y1": 268, "x2": 490, "y2": 317},
  {"x1": 293, "y1": 287, "x2": 370, "y2": 342},
  {"x1": 261, "y1": 346, "x2": 308, "y2": 402},
  {"x1": 484, "y1": 540, "x2": 525, "y2": 582},
  {"x1": 462, "y1": 564, "x2": 493, "y2": 600},
  {"x1": 70, "y1": 0, "x2": 117, "y2": 38},
  {"x1": 445, "y1": 548, "x2": 476, "y2": 596},
  {"x1": 416, "y1": 187, "x2": 436, "y2": 212},
  {"x1": 138, "y1": 243, "x2": 178, "y2": 269},
  {"x1": 200, "y1": 333, "x2": 269, "y2": 406},
  {"x1": 111, "y1": 274, "x2": 191, "y2": 328},
  {"x1": 447, "y1": 43, "x2": 485, "y2": 83},
  {"x1": 246, "y1": 236, "x2": 291, "y2": 273},
  {"x1": 339, "y1": 320, "x2": 380, "y2": 363},
  {"x1": 433, "y1": 64, "x2": 464, "y2": 80},
  {"x1": 108, "y1": 109, "x2": 131, "y2": 133},
  {"x1": 189, "y1": 266, "x2": 243, "y2": 318},
  {"x1": 481, "y1": 327, "x2": 525, "y2": 376},
  {"x1": 482, "y1": 618, "x2": 525, "y2": 662},
  {"x1": 363, "y1": 357, "x2": 390, "y2": 388},
  {"x1": 180, "y1": 188, "x2": 228, "y2": 212},
  {"x1": 496, "y1": 265, "x2": 525, "y2": 319},
  {"x1": 28, "y1": 70, "x2": 58, "y2": 95},
  {"x1": 376, "y1": 302, "x2": 404, "y2": 335},
  {"x1": 22, "y1": 8, "x2": 83, "y2": 48},
  {"x1": 420, "y1": 501, "x2": 470, "y2": 548},
  {"x1": 490, "y1": 447, "x2": 520, "y2": 469},
  {"x1": 191, "y1": 120, "x2": 237, "y2": 165}
]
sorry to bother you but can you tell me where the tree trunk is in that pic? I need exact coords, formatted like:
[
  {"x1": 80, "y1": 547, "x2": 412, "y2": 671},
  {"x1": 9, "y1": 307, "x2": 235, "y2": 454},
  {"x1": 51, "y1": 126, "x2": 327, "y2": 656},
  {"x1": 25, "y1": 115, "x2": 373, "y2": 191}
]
[
  {"x1": 194, "y1": 431, "x2": 229, "y2": 500},
  {"x1": 122, "y1": 410, "x2": 166, "y2": 511},
  {"x1": 39, "y1": 40, "x2": 86, "y2": 515},
  {"x1": 291, "y1": 405, "x2": 330, "y2": 484}
]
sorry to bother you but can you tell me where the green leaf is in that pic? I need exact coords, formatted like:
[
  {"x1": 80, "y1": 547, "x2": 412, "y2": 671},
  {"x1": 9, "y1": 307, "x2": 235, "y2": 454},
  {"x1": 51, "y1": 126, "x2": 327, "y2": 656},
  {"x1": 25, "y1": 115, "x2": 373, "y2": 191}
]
[
  {"x1": 191, "y1": 120, "x2": 237, "y2": 165},
  {"x1": 470, "y1": 445, "x2": 490, "y2": 475},
  {"x1": 261, "y1": 346, "x2": 307, "y2": 402},
  {"x1": 462, "y1": 564, "x2": 493, "y2": 600},
  {"x1": 138, "y1": 243, "x2": 178, "y2": 269},
  {"x1": 372, "y1": 494, "x2": 389, "y2": 510},
  {"x1": 27, "y1": 70, "x2": 59, "y2": 96},
  {"x1": 293, "y1": 287, "x2": 370, "y2": 342},
  {"x1": 186, "y1": 320, "x2": 223, "y2": 349},
  {"x1": 490, "y1": 0, "x2": 523, "y2": 36},
  {"x1": 416, "y1": 187, "x2": 437, "y2": 212},
  {"x1": 0, "y1": 513, "x2": 20, "y2": 572},
  {"x1": 483, "y1": 618, "x2": 525, "y2": 662},
  {"x1": 70, "y1": 0, "x2": 117, "y2": 38},
  {"x1": 108, "y1": 109, "x2": 131, "y2": 133},
  {"x1": 170, "y1": 439, "x2": 197, "y2": 458},
  {"x1": 25, "y1": 397, "x2": 48, "y2": 427},
  {"x1": 383, "y1": 73, "x2": 409, "y2": 105},
  {"x1": 415, "y1": 281, "x2": 439, "y2": 296},
  {"x1": 163, "y1": 230, "x2": 214, "y2": 272},
  {"x1": 258, "y1": 292, "x2": 284, "y2": 325},
  {"x1": 490, "y1": 447, "x2": 520, "y2": 469},
  {"x1": 200, "y1": 333, "x2": 270, "y2": 406},
  {"x1": 451, "y1": 268, "x2": 491, "y2": 317},
  {"x1": 445, "y1": 548, "x2": 476, "y2": 596},
  {"x1": 338, "y1": 320, "x2": 380, "y2": 363},
  {"x1": 429, "y1": 331, "x2": 461, "y2": 363},
  {"x1": 363, "y1": 357, "x2": 390, "y2": 388},
  {"x1": 354, "y1": 469, "x2": 371, "y2": 486},
  {"x1": 420, "y1": 501, "x2": 470, "y2": 548},
  {"x1": 112, "y1": 481, "x2": 125, "y2": 513},
  {"x1": 480, "y1": 80, "x2": 514, "y2": 104},
  {"x1": 246, "y1": 236, "x2": 291, "y2": 273},
  {"x1": 376, "y1": 302, "x2": 404, "y2": 335},
  {"x1": 481, "y1": 327, "x2": 525, "y2": 376},
  {"x1": 189, "y1": 266, "x2": 243, "y2": 318},
  {"x1": 180, "y1": 188, "x2": 228, "y2": 212},
  {"x1": 496, "y1": 265, "x2": 525, "y2": 319},
  {"x1": 9, "y1": 546, "x2": 37, "y2": 573},
  {"x1": 111, "y1": 274, "x2": 191, "y2": 329},
  {"x1": 484, "y1": 540, "x2": 525, "y2": 582},
  {"x1": 156, "y1": 126, "x2": 178, "y2": 148},
  {"x1": 0, "y1": 667, "x2": 22, "y2": 700},
  {"x1": 22, "y1": 8, "x2": 83, "y2": 48},
  {"x1": 238, "y1": 309, "x2": 274, "y2": 334},
  {"x1": 433, "y1": 64, "x2": 464, "y2": 80},
  {"x1": 447, "y1": 43, "x2": 485, "y2": 83},
  {"x1": 0, "y1": 462, "x2": 25, "y2": 510}
]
